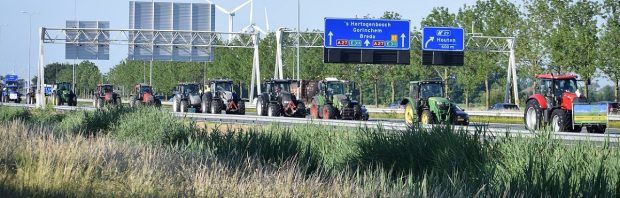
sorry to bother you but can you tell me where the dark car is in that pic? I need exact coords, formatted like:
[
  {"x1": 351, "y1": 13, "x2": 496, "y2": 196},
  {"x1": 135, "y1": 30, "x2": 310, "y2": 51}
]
[
  {"x1": 489, "y1": 103, "x2": 519, "y2": 111},
  {"x1": 454, "y1": 105, "x2": 469, "y2": 125}
]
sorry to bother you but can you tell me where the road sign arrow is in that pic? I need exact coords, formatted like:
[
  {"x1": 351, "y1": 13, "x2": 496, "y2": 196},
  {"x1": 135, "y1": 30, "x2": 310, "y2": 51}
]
[
  {"x1": 364, "y1": 39, "x2": 370, "y2": 47},
  {"x1": 424, "y1": 36, "x2": 434, "y2": 49},
  {"x1": 328, "y1": 31, "x2": 334, "y2": 46},
  {"x1": 400, "y1": 33, "x2": 406, "y2": 48}
]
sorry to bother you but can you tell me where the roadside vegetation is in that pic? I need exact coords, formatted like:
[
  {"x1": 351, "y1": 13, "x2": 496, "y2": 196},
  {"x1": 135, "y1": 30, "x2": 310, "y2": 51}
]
[{"x1": 0, "y1": 105, "x2": 619, "y2": 197}]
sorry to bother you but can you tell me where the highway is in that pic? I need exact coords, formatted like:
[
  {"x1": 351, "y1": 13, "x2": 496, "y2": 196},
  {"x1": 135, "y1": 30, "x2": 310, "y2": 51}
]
[{"x1": 2, "y1": 102, "x2": 619, "y2": 145}]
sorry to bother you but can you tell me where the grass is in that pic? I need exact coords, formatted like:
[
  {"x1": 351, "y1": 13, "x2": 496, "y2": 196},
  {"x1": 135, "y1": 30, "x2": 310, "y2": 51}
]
[{"x1": 1, "y1": 105, "x2": 620, "y2": 197}]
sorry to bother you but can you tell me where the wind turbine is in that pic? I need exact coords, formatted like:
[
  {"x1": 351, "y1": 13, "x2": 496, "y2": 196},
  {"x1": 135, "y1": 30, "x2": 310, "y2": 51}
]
[
  {"x1": 241, "y1": 1, "x2": 269, "y2": 35},
  {"x1": 206, "y1": 0, "x2": 252, "y2": 40}
]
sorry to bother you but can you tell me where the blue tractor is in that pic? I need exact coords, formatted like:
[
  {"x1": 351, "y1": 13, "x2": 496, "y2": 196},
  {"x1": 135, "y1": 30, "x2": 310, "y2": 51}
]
[{"x1": 1, "y1": 75, "x2": 22, "y2": 103}]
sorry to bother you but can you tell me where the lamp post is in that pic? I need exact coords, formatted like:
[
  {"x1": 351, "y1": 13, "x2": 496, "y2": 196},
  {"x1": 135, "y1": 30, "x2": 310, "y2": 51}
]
[{"x1": 20, "y1": 11, "x2": 36, "y2": 92}]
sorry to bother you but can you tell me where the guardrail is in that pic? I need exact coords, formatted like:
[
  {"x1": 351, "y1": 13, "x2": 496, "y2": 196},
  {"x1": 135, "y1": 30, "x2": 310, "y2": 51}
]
[{"x1": 76, "y1": 99, "x2": 620, "y2": 121}]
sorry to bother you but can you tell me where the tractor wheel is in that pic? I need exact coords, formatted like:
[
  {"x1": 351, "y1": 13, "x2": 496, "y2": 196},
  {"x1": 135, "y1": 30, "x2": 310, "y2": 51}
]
[
  {"x1": 257, "y1": 97, "x2": 267, "y2": 116},
  {"x1": 310, "y1": 103, "x2": 319, "y2": 119},
  {"x1": 129, "y1": 98, "x2": 136, "y2": 108},
  {"x1": 96, "y1": 98, "x2": 104, "y2": 109},
  {"x1": 353, "y1": 104, "x2": 363, "y2": 120},
  {"x1": 296, "y1": 102, "x2": 306, "y2": 118},
  {"x1": 322, "y1": 104, "x2": 335, "y2": 120},
  {"x1": 211, "y1": 100, "x2": 222, "y2": 114},
  {"x1": 172, "y1": 98, "x2": 180, "y2": 112},
  {"x1": 421, "y1": 110, "x2": 434, "y2": 125},
  {"x1": 27, "y1": 96, "x2": 31, "y2": 104},
  {"x1": 587, "y1": 126, "x2": 606, "y2": 134},
  {"x1": 201, "y1": 99, "x2": 210, "y2": 113},
  {"x1": 237, "y1": 101, "x2": 246, "y2": 115},
  {"x1": 524, "y1": 100, "x2": 542, "y2": 131},
  {"x1": 180, "y1": 100, "x2": 188, "y2": 113},
  {"x1": 55, "y1": 95, "x2": 62, "y2": 106},
  {"x1": 404, "y1": 104, "x2": 415, "y2": 124},
  {"x1": 155, "y1": 99, "x2": 162, "y2": 108},
  {"x1": 116, "y1": 97, "x2": 122, "y2": 107},
  {"x1": 268, "y1": 103, "x2": 280, "y2": 117},
  {"x1": 550, "y1": 109, "x2": 569, "y2": 132}
]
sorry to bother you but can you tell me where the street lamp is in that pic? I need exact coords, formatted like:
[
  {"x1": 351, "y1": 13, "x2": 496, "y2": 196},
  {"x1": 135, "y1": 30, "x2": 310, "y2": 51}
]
[{"x1": 20, "y1": 11, "x2": 37, "y2": 92}]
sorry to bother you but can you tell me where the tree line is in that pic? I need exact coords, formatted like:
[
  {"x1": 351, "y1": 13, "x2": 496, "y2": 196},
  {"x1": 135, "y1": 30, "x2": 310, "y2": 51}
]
[{"x1": 40, "y1": 0, "x2": 620, "y2": 107}]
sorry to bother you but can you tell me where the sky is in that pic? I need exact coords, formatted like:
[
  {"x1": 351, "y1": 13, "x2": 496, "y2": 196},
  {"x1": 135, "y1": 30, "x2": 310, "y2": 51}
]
[{"x1": 0, "y1": 0, "x2": 484, "y2": 79}]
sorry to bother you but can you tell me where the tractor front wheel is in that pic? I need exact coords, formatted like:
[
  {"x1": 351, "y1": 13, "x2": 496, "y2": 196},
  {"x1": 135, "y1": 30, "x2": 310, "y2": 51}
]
[
  {"x1": 211, "y1": 100, "x2": 222, "y2": 114},
  {"x1": 587, "y1": 126, "x2": 606, "y2": 134},
  {"x1": 268, "y1": 103, "x2": 280, "y2": 117},
  {"x1": 421, "y1": 110, "x2": 434, "y2": 125},
  {"x1": 296, "y1": 102, "x2": 306, "y2": 118},
  {"x1": 180, "y1": 100, "x2": 188, "y2": 113},
  {"x1": 322, "y1": 104, "x2": 334, "y2": 120},
  {"x1": 550, "y1": 109, "x2": 569, "y2": 132},
  {"x1": 310, "y1": 103, "x2": 319, "y2": 119},
  {"x1": 257, "y1": 97, "x2": 267, "y2": 116}
]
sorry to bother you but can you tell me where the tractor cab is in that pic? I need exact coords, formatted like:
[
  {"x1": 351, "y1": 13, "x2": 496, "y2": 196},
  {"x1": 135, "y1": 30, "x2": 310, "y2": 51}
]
[
  {"x1": 537, "y1": 74, "x2": 579, "y2": 100},
  {"x1": 56, "y1": 82, "x2": 72, "y2": 91},
  {"x1": 265, "y1": 80, "x2": 293, "y2": 95},
  {"x1": 96, "y1": 84, "x2": 114, "y2": 96},
  {"x1": 410, "y1": 80, "x2": 444, "y2": 100},
  {"x1": 176, "y1": 83, "x2": 200, "y2": 96},
  {"x1": 208, "y1": 80, "x2": 234, "y2": 93},
  {"x1": 133, "y1": 84, "x2": 153, "y2": 99},
  {"x1": 322, "y1": 78, "x2": 346, "y2": 96}
]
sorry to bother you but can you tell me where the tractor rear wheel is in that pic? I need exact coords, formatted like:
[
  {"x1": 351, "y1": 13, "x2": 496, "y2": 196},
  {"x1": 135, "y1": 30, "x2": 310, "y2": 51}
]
[
  {"x1": 129, "y1": 98, "x2": 136, "y2": 108},
  {"x1": 353, "y1": 104, "x2": 362, "y2": 120},
  {"x1": 96, "y1": 98, "x2": 104, "y2": 109},
  {"x1": 404, "y1": 104, "x2": 415, "y2": 124},
  {"x1": 524, "y1": 100, "x2": 542, "y2": 130},
  {"x1": 172, "y1": 98, "x2": 180, "y2": 112},
  {"x1": 550, "y1": 109, "x2": 569, "y2": 132},
  {"x1": 421, "y1": 110, "x2": 434, "y2": 125},
  {"x1": 268, "y1": 103, "x2": 280, "y2": 117},
  {"x1": 322, "y1": 104, "x2": 334, "y2": 120}
]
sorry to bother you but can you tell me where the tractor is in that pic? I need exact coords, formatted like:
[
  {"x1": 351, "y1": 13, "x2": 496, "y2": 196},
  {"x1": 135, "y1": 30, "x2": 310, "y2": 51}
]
[
  {"x1": 309, "y1": 78, "x2": 368, "y2": 120},
  {"x1": 256, "y1": 79, "x2": 306, "y2": 117},
  {"x1": 93, "y1": 84, "x2": 121, "y2": 108},
  {"x1": 400, "y1": 80, "x2": 469, "y2": 125},
  {"x1": 52, "y1": 82, "x2": 77, "y2": 106},
  {"x1": 524, "y1": 74, "x2": 607, "y2": 133},
  {"x1": 171, "y1": 82, "x2": 204, "y2": 113},
  {"x1": 202, "y1": 79, "x2": 246, "y2": 114},
  {"x1": 1, "y1": 74, "x2": 21, "y2": 103},
  {"x1": 129, "y1": 83, "x2": 162, "y2": 107}
]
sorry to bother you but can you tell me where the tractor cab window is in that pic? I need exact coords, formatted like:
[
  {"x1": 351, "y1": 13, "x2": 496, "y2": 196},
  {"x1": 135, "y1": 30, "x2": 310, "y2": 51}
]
[
  {"x1": 419, "y1": 83, "x2": 443, "y2": 98},
  {"x1": 271, "y1": 82, "x2": 290, "y2": 93},
  {"x1": 554, "y1": 79, "x2": 577, "y2": 96},
  {"x1": 183, "y1": 84, "x2": 199, "y2": 94},
  {"x1": 326, "y1": 82, "x2": 345, "y2": 95},
  {"x1": 140, "y1": 86, "x2": 152, "y2": 94},
  {"x1": 102, "y1": 85, "x2": 113, "y2": 94},
  {"x1": 58, "y1": 84, "x2": 71, "y2": 91},
  {"x1": 213, "y1": 82, "x2": 232, "y2": 92},
  {"x1": 540, "y1": 80, "x2": 552, "y2": 95}
]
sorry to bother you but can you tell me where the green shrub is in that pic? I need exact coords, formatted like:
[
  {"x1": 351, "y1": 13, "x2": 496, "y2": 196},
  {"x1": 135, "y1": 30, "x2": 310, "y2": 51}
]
[
  {"x1": 0, "y1": 106, "x2": 30, "y2": 122},
  {"x1": 110, "y1": 107, "x2": 193, "y2": 145},
  {"x1": 56, "y1": 107, "x2": 133, "y2": 136}
]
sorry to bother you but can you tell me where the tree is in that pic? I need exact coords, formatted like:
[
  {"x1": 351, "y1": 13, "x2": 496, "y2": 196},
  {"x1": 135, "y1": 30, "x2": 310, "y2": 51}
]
[
  {"x1": 421, "y1": 7, "x2": 458, "y2": 98},
  {"x1": 600, "y1": 0, "x2": 620, "y2": 101}
]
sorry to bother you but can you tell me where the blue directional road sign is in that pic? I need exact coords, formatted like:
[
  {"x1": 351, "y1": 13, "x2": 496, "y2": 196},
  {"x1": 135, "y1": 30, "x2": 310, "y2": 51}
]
[
  {"x1": 422, "y1": 27, "x2": 465, "y2": 51},
  {"x1": 4, "y1": 74, "x2": 18, "y2": 82},
  {"x1": 324, "y1": 18, "x2": 410, "y2": 50}
]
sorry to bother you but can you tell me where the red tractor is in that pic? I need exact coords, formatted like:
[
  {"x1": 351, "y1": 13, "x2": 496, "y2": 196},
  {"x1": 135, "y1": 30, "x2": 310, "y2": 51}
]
[
  {"x1": 93, "y1": 84, "x2": 121, "y2": 108},
  {"x1": 129, "y1": 83, "x2": 162, "y2": 108},
  {"x1": 524, "y1": 74, "x2": 608, "y2": 133}
]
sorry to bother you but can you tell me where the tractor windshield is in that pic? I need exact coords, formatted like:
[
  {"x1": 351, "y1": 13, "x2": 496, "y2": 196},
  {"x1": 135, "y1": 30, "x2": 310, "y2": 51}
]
[
  {"x1": 420, "y1": 83, "x2": 444, "y2": 98},
  {"x1": 183, "y1": 84, "x2": 200, "y2": 94},
  {"x1": 326, "y1": 81, "x2": 345, "y2": 95},
  {"x1": 214, "y1": 82, "x2": 233, "y2": 92},
  {"x1": 554, "y1": 79, "x2": 577, "y2": 96},
  {"x1": 272, "y1": 82, "x2": 290, "y2": 93},
  {"x1": 58, "y1": 83, "x2": 71, "y2": 90},
  {"x1": 101, "y1": 85, "x2": 113, "y2": 94},
  {"x1": 140, "y1": 86, "x2": 153, "y2": 94}
]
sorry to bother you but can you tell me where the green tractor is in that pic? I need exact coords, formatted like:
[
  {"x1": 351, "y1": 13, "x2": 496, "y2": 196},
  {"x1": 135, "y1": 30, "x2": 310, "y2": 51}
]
[
  {"x1": 400, "y1": 80, "x2": 469, "y2": 125},
  {"x1": 309, "y1": 78, "x2": 368, "y2": 120},
  {"x1": 52, "y1": 82, "x2": 77, "y2": 106}
]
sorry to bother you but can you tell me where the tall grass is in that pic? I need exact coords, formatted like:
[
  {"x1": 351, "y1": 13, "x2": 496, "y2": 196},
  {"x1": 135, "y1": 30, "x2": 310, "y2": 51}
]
[{"x1": 0, "y1": 106, "x2": 619, "y2": 196}]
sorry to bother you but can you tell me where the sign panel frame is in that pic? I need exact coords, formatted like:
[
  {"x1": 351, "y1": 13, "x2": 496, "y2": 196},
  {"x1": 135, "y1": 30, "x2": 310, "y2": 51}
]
[
  {"x1": 324, "y1": 18, "x2": 410, "y2": 51},
  {"x1": 422, "y1": 27, "x2": 465, "y2": 52}
]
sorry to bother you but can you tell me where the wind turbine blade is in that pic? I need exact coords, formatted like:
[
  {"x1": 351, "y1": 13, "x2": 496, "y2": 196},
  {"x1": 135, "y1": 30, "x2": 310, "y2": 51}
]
[
  {"x1": 231, "y1": 0, "x2": 251, "y2": 13},
  {"x1": 249, "y1": 0, "x2": 254, "y2": 24},
  {"x1": 264, "y1": 7, "x2": 270, "y2": 32},
  {"x1": 214, "y1": 4, "x2": 230, "y2": 14},
  {"x1": 253, "y1": 25, "x2": 267, "y2": 35}
]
